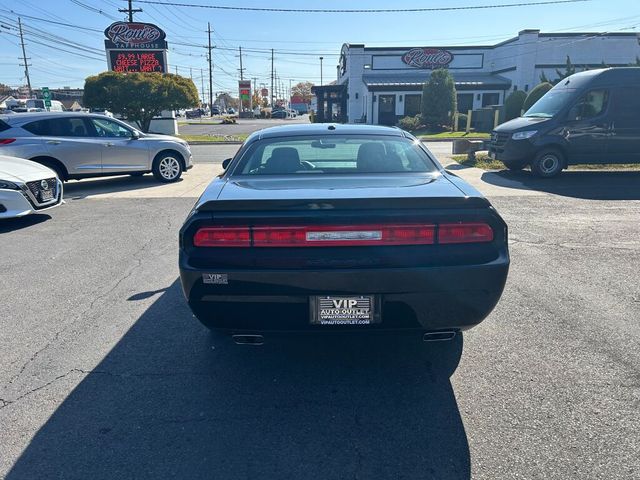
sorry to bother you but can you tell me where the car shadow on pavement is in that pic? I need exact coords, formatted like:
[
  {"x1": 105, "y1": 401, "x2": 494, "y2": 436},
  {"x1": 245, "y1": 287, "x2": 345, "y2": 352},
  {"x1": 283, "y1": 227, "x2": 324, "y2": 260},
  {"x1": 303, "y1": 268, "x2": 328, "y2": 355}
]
[
  {"x1": 481, "y1": 170, "x2": 640, "y2": 200},
  {"x1": 0, "y1": 214, "x2": 51, "y2": 233},
  {"x1": 63, "y1": 174, "x2": 183, "y2": 199},
  {"x1": 7, "y1": 280, "x2": 470, "y2": 480}
]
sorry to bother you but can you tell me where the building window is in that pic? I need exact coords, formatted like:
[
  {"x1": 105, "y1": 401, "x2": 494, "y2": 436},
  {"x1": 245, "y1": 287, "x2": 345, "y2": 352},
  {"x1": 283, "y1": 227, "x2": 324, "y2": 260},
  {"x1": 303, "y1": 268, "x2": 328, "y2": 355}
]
[
  {"x1": 457, "y1": 93, "x2": 473, "y2": 113},
  {"x1": 482, "y1": 92, "x2": 500, "y2": 107},
  {"x1": 404, "y1": 94, "x2": 421, "y2": 116}
]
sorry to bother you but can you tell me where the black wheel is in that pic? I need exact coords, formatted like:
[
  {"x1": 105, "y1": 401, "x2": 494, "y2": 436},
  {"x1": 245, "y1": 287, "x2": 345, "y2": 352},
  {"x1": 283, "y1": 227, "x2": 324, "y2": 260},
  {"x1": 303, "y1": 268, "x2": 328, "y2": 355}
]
[
  {"x1": 531, "y1": 148, "x2": 564, "y2": 178},
  {"x1": 36, "y1": 159, "x2": 66, "y2": 181},
  {"x1": 129, "y1": 172, "x2": 145, "y2": 177},
  {"x1": 152, "y1": 152, "x2": 183, "y2": 183}
]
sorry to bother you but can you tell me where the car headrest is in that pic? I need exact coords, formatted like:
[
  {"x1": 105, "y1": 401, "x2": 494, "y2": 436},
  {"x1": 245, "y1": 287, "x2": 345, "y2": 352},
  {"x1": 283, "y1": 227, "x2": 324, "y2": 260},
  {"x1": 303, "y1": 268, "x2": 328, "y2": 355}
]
[
  {"x1": 264, "y1": 147, "x2": 302, "y2": 173},
  {"x1": 357, "y1": 142, "x2": 387, "y2": 172}
]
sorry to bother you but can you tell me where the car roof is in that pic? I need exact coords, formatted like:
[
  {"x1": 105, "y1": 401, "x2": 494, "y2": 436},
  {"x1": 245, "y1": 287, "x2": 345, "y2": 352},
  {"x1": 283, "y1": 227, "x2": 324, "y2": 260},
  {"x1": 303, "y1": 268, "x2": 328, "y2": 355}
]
[
  {"x1": 0, "y1": 111, "x2": 96, "y2": 124},
  {"x1": 251, "y1": 123, "x2": 406, "y2": 141}
]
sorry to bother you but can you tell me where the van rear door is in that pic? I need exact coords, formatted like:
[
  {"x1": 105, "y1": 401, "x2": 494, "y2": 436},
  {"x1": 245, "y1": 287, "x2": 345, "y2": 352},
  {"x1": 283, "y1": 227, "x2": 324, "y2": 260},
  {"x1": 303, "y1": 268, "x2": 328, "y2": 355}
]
[{"x1": 607, "y1": 86, "x2": 640, "y2": 163}]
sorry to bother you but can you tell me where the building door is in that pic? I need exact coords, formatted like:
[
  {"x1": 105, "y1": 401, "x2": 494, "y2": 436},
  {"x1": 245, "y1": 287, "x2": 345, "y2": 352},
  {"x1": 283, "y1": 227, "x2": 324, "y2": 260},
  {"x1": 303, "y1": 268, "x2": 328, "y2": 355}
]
[{"x1": 378, "y1": 95, "x2": 396, "y2": 125}]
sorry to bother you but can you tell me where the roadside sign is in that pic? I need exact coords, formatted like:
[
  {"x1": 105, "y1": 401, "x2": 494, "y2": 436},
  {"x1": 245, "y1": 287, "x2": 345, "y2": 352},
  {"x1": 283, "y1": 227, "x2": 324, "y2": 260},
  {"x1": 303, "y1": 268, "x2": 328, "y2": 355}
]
[
  {"x1": 41, "y1": 87, "x2": 51, "y2": 100},
  {"x1": 44, "y1": 99, "x2": 52, "y2": 108}
]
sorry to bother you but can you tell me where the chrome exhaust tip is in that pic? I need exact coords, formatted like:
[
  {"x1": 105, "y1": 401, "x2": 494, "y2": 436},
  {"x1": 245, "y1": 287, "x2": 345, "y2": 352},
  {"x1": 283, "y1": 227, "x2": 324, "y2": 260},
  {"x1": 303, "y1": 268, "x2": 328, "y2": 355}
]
[
  {"x1": 423, "y1": 331, "x2": 457, "y2": 342},
  {"x1": 232, "y1": 334, "x2": 264, "y2": 345}
]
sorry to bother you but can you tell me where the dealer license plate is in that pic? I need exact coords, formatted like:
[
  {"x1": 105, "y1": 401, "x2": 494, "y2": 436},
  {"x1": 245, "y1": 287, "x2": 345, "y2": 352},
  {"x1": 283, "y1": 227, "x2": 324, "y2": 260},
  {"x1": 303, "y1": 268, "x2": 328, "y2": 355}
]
[
  {"x1": 40, "y1": 189, "x2": 53, "y2": 202},
  {"x1": 310, "y1": 295, "x2": 380, "y2": 325}
]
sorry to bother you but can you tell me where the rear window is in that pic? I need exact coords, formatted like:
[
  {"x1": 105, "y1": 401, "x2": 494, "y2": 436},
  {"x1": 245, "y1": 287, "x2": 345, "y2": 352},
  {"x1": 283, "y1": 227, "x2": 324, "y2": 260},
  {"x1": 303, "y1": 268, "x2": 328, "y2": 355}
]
[
  {"x1": 0, "y1": 120, "x2": 10, "y2": 133},
  {"x1": 234, "y1": 135, "x2": 436, "y2": 175}
]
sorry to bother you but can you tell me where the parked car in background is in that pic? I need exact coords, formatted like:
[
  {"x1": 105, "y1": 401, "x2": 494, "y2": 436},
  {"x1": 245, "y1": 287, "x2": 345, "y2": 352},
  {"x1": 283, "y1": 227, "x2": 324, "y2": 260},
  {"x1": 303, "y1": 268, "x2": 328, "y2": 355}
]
[
  {"x1": 0, "y1": 155, "x2": 63, "y2": 218},
  {"x1": 490, "y1": 68, "x2": 640, "y2": 177},
  {"x1": 179, "y1": 124, "x2": 509, "y2": 343},
  {"x1": 211, "y1": 106, "x2": 221, "y2": 115},
  {"x1": 226, "y1": 107, "x2": 236, "y2": 115},
  {"x1": 27, "y1": 99, "x2": 64, "y2": 112},
  {"x1": 0, "y1": 112, "x2": 193, "y2": 183},
  {"x1": 271, "y1": 109, "x2": 289, "y2": 119},
  {"x1": 185, "y1": 108, "x2": 205, "y2": 119}
]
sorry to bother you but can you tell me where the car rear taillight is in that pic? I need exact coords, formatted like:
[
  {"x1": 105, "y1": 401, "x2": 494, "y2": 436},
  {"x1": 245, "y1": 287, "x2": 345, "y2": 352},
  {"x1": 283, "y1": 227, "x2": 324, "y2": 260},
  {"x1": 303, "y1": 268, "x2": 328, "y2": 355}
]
[
  {"x1": 252, "y1": 224, "x2": 436, "y2": 247},
  {"x1": 193, "y1": 222, "x2": 493, "y2": 247},
  {"x1": 193, "y1": 226, "x2": 251, "y2": 247},
  {"x1": 438, "y1": 223, "x2": 494, "y2": 244},
  {"x1": 0, "y1": 139, "x2": 16, "y2": 145}
]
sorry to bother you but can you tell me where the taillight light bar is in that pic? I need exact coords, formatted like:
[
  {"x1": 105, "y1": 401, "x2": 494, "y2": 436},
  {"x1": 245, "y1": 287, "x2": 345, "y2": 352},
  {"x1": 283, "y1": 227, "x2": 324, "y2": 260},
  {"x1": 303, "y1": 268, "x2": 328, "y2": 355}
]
[
  {"x1": 193, "y1": 222, "x2": 493, "y2": 248},
  {"x1": 0, "y1": 139, "x2": 16, "y2": 145}
]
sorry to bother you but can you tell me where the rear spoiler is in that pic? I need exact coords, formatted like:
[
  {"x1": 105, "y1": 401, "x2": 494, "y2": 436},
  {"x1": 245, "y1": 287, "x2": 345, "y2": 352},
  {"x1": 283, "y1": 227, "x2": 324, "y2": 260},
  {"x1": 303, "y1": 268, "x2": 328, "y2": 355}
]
[{"x1": 196, "y1": 197, "x2": 490, "y2": 212}]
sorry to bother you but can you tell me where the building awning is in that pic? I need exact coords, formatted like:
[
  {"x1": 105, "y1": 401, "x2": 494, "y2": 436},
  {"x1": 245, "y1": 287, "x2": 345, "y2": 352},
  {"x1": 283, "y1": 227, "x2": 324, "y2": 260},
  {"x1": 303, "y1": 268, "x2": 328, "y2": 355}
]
[{"x1": 362, "y1": 72, "x2": 512, "y2": 91}]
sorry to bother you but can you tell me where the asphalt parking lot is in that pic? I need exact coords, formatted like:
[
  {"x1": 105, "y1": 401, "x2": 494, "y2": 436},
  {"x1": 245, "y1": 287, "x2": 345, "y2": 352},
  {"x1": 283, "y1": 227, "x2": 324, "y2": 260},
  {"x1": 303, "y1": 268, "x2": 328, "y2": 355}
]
[{"x1": 1, "y1": 145, "x2": 639, "y2": 479}]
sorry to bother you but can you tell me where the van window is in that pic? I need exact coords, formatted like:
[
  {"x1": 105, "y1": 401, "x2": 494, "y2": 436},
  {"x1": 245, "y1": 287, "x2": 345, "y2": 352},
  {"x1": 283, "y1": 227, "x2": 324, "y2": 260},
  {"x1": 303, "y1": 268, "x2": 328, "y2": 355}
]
[
  {"x1": 568, "y1": 90, "x2": 608, "y2": 121},
  {"x1": 611, "y1": 86, "x2": 640, "y2": 128}
]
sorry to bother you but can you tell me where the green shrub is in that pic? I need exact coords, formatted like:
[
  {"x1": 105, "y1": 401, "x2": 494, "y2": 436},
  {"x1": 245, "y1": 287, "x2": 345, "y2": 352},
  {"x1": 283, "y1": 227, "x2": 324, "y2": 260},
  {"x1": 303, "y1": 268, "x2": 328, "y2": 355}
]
[
  {"x1": 456, "y1": 113, "x2": 468, "y2": 131},
  {"x1": 504, "y1": 90, "x2": 527, "y2": 121},
  {"x1": 523, "y1": 82, "x2": 553, "y2": 112},
  {"x1": 397, "y1": 115, "x2": 421, "y2": 131},
  {"x1": 420, "y1": 69, "x2": 457, "y2": 129}
]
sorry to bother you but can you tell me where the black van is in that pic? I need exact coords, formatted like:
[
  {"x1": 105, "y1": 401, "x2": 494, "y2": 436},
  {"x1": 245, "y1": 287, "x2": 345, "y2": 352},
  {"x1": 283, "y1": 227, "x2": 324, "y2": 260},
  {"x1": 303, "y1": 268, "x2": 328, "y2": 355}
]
[{"x1": 489, "y1": 68, "x2": 640, "y2": 177}]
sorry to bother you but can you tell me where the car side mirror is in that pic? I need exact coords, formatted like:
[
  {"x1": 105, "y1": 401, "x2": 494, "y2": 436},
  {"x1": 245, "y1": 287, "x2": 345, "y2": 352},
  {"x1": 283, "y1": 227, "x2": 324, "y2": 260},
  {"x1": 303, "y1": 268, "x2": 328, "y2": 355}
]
[
  {"x1": 131, "y1": 130, "x2": 140, "y2": 140},
  {"x1": 222, "y1": 158, "x2": 232, "y2": 169}
]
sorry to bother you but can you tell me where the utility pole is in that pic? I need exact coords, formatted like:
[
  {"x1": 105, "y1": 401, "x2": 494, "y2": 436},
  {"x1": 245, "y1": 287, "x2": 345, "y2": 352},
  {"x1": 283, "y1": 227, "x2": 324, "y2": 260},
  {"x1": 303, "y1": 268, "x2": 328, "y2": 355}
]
[
  {"x1": 319, "y1": 56, "x2": 324, "y2": 85},
  {"x1": 175, "y1": 65, "x2": 178, "y2": 75},
  {"x1": 238, "y1": 46, "x2": 245, "y2": 80},
  {"x1": 119, "y1": 0, "x2": 142, "y2": 22},
  {"x1": 207, "y1": 22, "x2": 213, "y2": 112},
  {"x1": 190, "y1": 67, "x2": 192, "y2": 79},
  {"x1": 200, "y1": 68, "x2": 205, "y2": 104},
  {"x1": 270, "y1": 49, "x2": 274, "y2": 107},
  {"x1": 17, "y1": 18, "x2": 32, "y2": 98},
  {"x1": 252, "y1": 77, "x2": 257, "y2": 108}
]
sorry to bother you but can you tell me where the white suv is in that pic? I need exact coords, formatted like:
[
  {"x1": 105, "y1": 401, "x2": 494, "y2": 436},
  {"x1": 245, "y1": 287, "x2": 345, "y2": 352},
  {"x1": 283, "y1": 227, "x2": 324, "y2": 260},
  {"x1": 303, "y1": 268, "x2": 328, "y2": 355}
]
[{"x1": 0, "y1": 112, "x2": 193, "y2": 183}]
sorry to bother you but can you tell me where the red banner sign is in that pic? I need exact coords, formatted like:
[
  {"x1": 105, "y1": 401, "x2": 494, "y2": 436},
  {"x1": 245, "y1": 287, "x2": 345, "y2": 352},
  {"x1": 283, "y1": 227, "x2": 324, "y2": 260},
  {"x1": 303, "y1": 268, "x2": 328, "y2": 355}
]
[{"x1": 401, "y1": 48, "x2": 453, "y2": 69}]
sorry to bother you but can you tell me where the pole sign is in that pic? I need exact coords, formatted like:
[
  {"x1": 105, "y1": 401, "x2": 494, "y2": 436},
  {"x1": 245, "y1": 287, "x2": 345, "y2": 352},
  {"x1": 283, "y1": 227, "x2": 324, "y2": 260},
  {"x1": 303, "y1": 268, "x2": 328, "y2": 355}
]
[
  {"x1": 261, "y1": 88, "x2": 268, "y2": 97},
  {"x1": 41, "y1": 87, "x2": 51, "y2": 109},
  {"x1": 104, "y1": 22, "x2": 168, "y2": 73},
  {"x1": 239, "y1": 80, "x2": 251, "y2": 102}
]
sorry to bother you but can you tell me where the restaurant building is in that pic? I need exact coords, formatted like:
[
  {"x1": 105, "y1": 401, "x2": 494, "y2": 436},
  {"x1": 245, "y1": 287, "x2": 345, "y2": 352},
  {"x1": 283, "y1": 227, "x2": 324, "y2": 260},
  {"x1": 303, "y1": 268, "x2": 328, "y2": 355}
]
[{"x1": 313, "y1": 30, "x2": 640, "y2": 125}]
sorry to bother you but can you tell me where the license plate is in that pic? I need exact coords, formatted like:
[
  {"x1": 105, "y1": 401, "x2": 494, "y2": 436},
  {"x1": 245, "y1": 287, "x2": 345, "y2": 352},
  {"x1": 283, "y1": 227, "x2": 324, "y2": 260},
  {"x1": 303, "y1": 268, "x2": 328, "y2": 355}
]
[
  {"x1": 310, "y1": 295, "x2": 379, "y2": 325},
  {"x1": 40, "y1": 189, "x2": 53, "y2": 201}
]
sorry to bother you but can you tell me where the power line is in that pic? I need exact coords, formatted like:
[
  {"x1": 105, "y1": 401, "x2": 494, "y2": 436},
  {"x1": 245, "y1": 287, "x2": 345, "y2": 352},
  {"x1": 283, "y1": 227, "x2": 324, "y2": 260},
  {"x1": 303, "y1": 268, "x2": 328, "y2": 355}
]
[{"x1": 132, "y1": 0, "x2": 590, "y2": 13}]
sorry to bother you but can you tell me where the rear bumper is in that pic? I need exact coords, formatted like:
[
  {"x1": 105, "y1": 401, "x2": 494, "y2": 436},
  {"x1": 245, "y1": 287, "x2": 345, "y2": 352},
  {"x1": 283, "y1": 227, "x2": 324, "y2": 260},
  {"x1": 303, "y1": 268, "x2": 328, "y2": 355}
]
[{"x1": 179, "y1": 253, "x2": 509, "y2": 333}]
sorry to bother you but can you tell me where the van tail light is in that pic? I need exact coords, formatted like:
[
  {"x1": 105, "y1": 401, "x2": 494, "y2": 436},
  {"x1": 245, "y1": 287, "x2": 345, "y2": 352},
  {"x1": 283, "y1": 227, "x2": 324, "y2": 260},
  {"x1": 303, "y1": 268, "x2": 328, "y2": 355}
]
[
  {"x1": 193, "y1": 226, "x2": 250, "y2": 247},
  {"x1": 193, "y1": 222, "x2": 493, "y2": 247},
  {"x1": 438, "y1": 223, "x2": 494, "y2": 244},
  {"x1": 0, "y1": 139, "x2": 16, "y2": 145}
]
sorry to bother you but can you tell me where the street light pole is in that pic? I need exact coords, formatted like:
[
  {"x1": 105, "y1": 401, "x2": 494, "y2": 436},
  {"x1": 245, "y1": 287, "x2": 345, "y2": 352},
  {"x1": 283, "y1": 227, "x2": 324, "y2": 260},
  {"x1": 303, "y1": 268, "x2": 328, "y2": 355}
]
[{"x1": 319, "y1": 56, "x2": 323, "y2": 86}]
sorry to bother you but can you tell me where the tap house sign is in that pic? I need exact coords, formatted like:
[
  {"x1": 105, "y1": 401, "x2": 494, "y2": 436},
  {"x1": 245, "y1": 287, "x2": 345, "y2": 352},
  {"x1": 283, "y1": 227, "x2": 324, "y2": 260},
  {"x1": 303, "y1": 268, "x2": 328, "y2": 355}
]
[
  {"x1": 401, "y1": 48, "x2": 453, "y2": 69},
  {"x1": 104, "y1": 21, "x2": 168, "y2": 73}
]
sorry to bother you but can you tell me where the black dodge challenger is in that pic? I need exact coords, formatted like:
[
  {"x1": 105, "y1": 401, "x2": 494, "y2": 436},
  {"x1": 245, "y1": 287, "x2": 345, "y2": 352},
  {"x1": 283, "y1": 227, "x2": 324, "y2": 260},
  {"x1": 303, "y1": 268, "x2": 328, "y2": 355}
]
[{"x1": 179, "y1": 124, "x2": 509, "y2": 343}]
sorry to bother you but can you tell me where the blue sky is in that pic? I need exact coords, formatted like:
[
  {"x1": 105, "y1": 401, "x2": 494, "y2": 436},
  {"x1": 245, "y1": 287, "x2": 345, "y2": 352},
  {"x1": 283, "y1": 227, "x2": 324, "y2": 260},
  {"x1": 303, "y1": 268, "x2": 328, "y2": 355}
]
[{"x1": 0, "y1": 0, "x2": 638, "y2": 97}]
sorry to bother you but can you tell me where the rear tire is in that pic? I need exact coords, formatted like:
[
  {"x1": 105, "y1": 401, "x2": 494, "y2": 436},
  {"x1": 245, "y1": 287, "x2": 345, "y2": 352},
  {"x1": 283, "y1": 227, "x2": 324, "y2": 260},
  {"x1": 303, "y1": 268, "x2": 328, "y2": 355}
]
[
  {"x1": 531, "y1": 148, "x2": 564, "y2": 178},
  {"x1": 152, "y1": 153, "x2": 183, "y2": 183}
]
